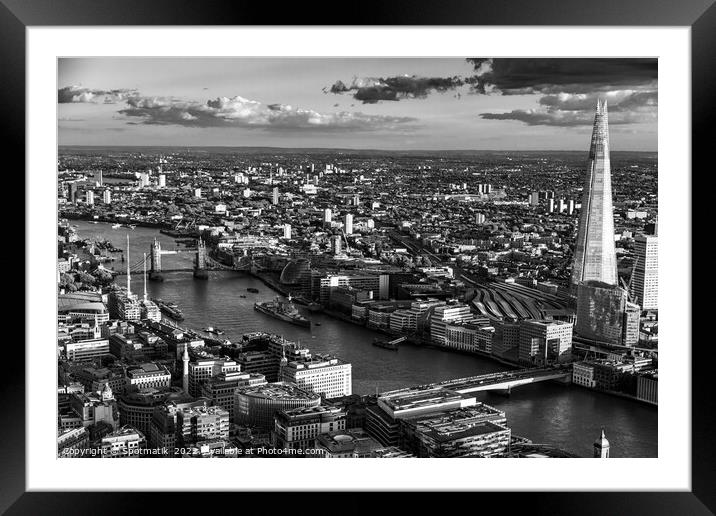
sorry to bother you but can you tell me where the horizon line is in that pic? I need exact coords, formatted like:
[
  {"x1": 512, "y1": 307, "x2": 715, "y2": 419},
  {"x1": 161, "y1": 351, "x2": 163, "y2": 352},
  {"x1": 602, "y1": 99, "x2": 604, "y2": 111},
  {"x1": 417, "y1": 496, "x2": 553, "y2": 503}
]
[{"x1": 58, "y1": 144, "x2": 657, "y2": 153}]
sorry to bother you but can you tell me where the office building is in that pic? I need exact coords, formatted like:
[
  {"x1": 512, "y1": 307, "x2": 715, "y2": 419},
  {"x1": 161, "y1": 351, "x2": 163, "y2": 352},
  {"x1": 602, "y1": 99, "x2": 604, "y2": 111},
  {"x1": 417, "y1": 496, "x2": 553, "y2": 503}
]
[
  {"x1": 631, "y1": 233, "x2": 658, "y2": 310},
  {"x1": 331, "y1": 235, "x2": 342, "y2": 255},
  {"x1": 572, "y1": 362, "x2": 597, "y2": 388},
  {"x1": 429, "y1": 304, "x2": 474, "y2": 346},
  {"x1": 234, "y1": 382, "x2": 321, "y2": 429},
  {"x1": 175, "y1": 404, "x2": 230, "y2": 446},
  {"x1": 100, "y1": 426, "x2": 147, "y2": 457},
  {"x1": 149, "y1": 398, "x2": 209, "y2": 453},
  {"x1": 188, "y1": 356, "x2": 241, "y2": 397},
  {"x1": 529, "y1": 191, "x2": 540, "y2": 206},
  {"x1": 274, "y1": 405, "x2": 346, "y2": 450},
  {"x1": 107, "y1": 288, "x2": 141, "y2": 322},
  {"x1": 400, "y1": 404, "x2": 507, "y2": 456},
  {"x1": 58, "y1": 291, "x2": 109, "y2": 325},
  {"x1": 366, "y1": 386, "x2": 481, "y2": 447},
  {"x1": 492, "y1": 318, "x2": 521, "y2": 360},
  {"x1": 636, "y1": 372, "x2": 658, "y2": 405},
  {"x1": 576, "y1": 281, "x2": 635, "y2": 345},
  {"x1": 64, "y1": 338, "x2": 110, "y2": 362},
  {"x1": 117, "y1": 388, "x2": 190, "y2": 437},
  {"x1": 58, "y1": 427, "x2": 89, "y2": 455},
  {"x1": 518, "y1": 319, "x2": 573, "y2": 366},
  {"x1": 125, "y1": 363, "x2": 172, "y2": 392},
  {"x1": 411, "y1": 412, "x2": 511, "y2": 458},
  {"x1": 571, "y1": 100, "x2": 618, "y2": 291},
  {"x1": 315, "y1": 428, "x2": 386, "y2": 458},
  {"x1": 317, "y1": 272, "x2": 388, "y2": 303},
  {"x1": 280, "y1": 355, "x2": 352, "y2": 398},
  {"x1": 622, "y1": 301, "x2": 641, "y2": 346},
  {"x1": 344, "y1": 213, "x2": 353, "y2": 235},
  {"x1": 200, "y1": 371, "x2": 267, "y2": 419},
  {"x1": 109, "y1": 333, "x2": 167, "y2": 361}
]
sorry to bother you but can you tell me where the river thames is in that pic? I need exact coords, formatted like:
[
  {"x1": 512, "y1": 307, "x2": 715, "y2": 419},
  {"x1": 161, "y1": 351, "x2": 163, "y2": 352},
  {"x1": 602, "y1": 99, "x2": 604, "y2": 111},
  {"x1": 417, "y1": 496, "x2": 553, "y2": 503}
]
[{"x1": 75, "y1": 220, "x2": 658, "y2": 458}]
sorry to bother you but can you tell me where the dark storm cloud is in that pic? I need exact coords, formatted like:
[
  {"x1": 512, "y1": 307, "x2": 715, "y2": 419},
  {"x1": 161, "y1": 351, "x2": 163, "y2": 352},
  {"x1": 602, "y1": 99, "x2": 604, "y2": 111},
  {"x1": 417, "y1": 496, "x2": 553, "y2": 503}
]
[
  {"x1": 117, "y1": 94, "x2": 417, "y2": 132},
  {"x1": 469, "y1": 58, "x2": 658, "y2": 127},
  {"x1": 58, "y1": 86, "x2": 138, "y2": 104},
  {"x1": 326, "y1": 75, "x2": 465, "y2": 103},
  {"x1": 465, "y1": 58, "x2": 658, "y2": 95}
]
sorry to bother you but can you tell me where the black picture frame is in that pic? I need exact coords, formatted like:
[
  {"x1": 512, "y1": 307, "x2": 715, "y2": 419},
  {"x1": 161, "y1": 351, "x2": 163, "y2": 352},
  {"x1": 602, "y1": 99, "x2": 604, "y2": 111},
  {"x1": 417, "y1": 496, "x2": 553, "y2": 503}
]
[{"x1": 5, "y1": 0, "x2": 710, "y2": 514}]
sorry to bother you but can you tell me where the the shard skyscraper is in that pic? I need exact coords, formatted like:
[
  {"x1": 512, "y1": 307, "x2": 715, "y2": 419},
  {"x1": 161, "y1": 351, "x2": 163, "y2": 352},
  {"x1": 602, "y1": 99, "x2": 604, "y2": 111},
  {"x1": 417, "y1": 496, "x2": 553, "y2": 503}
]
[{"x1": 571, "y1": 99, "x2": 618, "y2": 291}]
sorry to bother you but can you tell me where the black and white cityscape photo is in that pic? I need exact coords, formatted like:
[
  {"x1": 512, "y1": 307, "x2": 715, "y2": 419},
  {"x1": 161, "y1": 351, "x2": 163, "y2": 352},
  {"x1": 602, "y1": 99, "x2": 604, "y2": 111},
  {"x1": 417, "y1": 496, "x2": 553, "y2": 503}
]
[{"x1": 56, "y1": 57, "x2": 658, "y2": 459}]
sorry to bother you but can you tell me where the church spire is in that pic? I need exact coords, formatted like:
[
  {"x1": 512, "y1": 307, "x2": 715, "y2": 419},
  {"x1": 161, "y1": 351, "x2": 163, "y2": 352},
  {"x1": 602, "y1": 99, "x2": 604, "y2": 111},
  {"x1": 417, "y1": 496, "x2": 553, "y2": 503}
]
[{"x1": 593, "y1": 427, "x2": 610, "y2": 458}]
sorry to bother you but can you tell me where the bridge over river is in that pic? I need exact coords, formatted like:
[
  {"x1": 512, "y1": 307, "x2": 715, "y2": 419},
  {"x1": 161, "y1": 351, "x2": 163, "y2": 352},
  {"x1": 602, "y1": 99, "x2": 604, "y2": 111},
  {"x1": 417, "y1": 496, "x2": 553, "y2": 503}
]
[{"x1": 431, "y1": 366, "x2": 572, "y2": 394}]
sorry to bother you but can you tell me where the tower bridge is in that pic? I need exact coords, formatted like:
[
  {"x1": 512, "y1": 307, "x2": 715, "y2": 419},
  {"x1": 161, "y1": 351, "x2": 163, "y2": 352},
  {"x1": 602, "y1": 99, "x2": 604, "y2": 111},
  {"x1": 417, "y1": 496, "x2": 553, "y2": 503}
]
[
  {"x1": 149, "y1": 237, "x2": 207, "y2": 273},
  {"x1": 147, "y1": 237, "x2": 242, "y2": 275}
]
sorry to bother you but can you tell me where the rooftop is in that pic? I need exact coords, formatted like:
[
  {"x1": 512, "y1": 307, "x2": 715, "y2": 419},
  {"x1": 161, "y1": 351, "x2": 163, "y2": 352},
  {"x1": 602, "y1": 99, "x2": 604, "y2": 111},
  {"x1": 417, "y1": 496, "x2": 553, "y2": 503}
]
[
  {"x1": 236, "y1": 381, "x2": 320, "y2": 401},
  {"x1": 419, "y1": 420, "x2": 509, "y2": 443},
  {"x1": 58, "y1": 292, "x2": 107, "y2": 313},
  {"x1": 378, "y1": 386, "x2": 467, "y2": 411}
]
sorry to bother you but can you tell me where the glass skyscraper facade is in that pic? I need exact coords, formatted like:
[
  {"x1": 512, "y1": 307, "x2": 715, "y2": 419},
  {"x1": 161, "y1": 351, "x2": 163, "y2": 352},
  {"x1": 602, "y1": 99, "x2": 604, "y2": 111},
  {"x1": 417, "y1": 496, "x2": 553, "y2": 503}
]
[{"x1": 571, "y1": 99, "x2": 618, "y2": 291}]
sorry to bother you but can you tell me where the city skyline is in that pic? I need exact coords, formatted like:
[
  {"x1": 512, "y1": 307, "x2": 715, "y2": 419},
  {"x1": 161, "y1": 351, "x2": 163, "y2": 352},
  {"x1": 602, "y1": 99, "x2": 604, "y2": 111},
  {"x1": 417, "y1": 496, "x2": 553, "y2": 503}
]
[
  {"x1": 58, "y1": 58, "x2": 658, "y2": 151},
  {"x1": 55, "y1": 63, "x2": 658, "y2": 461}
]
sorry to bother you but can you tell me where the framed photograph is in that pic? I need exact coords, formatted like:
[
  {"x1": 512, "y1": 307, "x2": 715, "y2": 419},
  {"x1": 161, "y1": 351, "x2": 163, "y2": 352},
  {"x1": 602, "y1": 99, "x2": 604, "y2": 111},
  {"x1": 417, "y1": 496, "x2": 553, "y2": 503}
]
[{"x1": 8, "y1": 0, "x2": 711, "y2": 513}]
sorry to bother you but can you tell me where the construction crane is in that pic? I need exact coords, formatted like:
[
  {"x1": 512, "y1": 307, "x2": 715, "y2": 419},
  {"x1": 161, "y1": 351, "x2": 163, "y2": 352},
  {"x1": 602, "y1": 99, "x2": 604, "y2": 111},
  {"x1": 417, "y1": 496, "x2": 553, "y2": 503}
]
[
  {"x1": 174, "y1": 216, "x2": 197, "y2": 230},
  {"x1": 340, "y1": 228, "x2": 351, "y2": 253},
  {"x1": 620, "y1": 253, "x2": 640, "y2": 303}
]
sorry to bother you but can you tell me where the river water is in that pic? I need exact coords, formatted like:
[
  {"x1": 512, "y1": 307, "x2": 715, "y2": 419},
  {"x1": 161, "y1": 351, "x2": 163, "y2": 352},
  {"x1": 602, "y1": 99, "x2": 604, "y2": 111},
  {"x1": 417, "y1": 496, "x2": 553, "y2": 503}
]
[{"x1": 74, "y1": 220, "x2": 658, "y2": 457}]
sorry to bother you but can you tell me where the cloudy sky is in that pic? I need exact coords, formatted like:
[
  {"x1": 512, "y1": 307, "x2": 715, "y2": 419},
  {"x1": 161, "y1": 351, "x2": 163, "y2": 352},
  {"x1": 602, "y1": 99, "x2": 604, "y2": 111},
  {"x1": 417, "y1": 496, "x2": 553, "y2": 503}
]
[{"x1": 58, "y1": 57, "x2": 657, "y2": 151}]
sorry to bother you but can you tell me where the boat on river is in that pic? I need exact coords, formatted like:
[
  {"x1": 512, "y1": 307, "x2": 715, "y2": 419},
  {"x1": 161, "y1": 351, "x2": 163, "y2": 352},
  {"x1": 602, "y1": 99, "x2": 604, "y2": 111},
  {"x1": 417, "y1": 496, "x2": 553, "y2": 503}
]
[
  {"x1": 254, "y1": 295, "x2": 310, "y2": 328},
  {"x1": 154, "y1": 299, "x2": 184, "y2": 321}
]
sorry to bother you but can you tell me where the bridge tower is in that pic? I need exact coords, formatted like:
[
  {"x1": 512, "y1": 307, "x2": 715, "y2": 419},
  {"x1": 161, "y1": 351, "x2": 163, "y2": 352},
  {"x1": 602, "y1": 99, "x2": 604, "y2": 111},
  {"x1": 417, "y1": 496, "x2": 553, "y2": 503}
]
[
  {"x1": 196, "y1": 237, "x2": 206, "y2": 269},
  {"x1": 193, "y1": 237, "x2": 208, "y2": 279},
  {"x1": 150, "y1": 238, "x2": 162, "y2": 273}
]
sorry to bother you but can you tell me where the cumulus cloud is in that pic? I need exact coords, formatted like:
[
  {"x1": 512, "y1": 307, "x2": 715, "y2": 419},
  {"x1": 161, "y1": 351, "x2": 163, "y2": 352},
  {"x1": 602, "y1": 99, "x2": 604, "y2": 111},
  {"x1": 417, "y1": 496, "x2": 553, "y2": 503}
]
[
  {"x1": 480, "y1": 90, "x2": 658, "y2": 127},
  {"x1": 326, "y1": 75, "x2": 464, "y2": 103},
  {"x1": 58, "y1": 86, "x2": 138, "y2": 104},
  {"x1": 118, "y1": 94, "x2": 417, "y2": 131}
]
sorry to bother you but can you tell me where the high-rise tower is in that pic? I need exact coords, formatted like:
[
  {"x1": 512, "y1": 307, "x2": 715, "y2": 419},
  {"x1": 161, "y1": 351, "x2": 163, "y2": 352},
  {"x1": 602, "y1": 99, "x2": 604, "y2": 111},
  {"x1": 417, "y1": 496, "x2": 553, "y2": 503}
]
[
  {"x1": 571, "y1": 99, "x2": 618, "y2": 291},
  {"x1": 182, "y1": 345, "x2": 190, "y2": 394}
]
